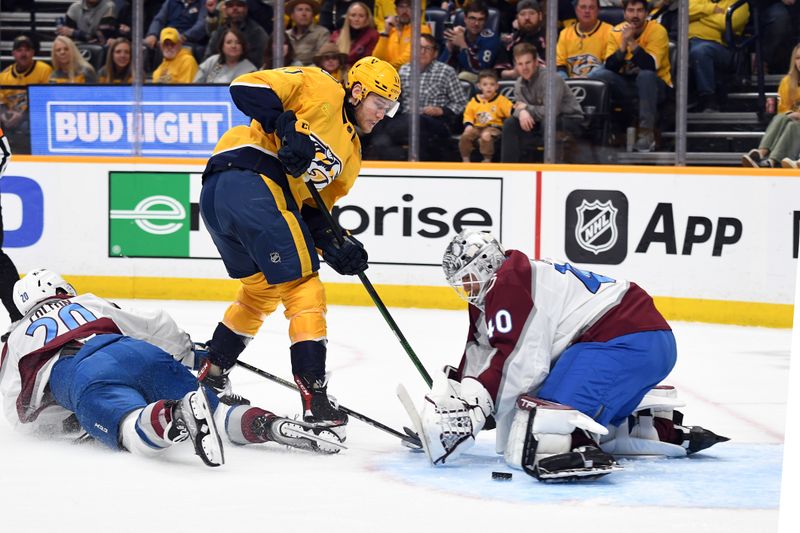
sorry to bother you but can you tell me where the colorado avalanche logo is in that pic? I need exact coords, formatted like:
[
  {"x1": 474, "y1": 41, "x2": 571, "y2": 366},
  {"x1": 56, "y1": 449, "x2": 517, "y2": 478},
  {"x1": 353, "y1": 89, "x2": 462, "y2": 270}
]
[
  {"x1": 306, "y1": 133, "x2": 343, "y2": 190},
  {"x1": 574, "y1": 199, "x2": 618, "y2": 255}
]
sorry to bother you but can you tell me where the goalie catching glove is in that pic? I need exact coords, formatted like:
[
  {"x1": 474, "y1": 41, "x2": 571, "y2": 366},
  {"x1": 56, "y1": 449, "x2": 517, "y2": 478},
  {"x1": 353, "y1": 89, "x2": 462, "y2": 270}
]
[
  {"x1": 275, "y1": 110, "x2": 315, "y2": 178},
  {"x1": 420, "y1": 377, "x2": 494, "y2": 465}
]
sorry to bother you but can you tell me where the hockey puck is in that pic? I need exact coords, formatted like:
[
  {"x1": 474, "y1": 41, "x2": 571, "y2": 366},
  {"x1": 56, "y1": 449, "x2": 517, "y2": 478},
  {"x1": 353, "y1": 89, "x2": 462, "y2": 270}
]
[{"x1": 491, "y1": 471, "x2": 512, "y2": 481}]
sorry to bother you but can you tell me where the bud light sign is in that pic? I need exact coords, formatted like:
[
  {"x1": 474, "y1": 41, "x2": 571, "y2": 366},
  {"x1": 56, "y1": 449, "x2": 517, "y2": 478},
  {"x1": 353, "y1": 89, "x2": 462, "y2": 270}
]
[{"x1": 28, "y1": 85, "x2": 250, "y2": 156}]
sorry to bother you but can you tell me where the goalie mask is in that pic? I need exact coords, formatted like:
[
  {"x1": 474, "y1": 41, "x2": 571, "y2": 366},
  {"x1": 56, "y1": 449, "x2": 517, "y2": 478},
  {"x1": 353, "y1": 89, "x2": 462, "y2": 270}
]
[
  {"x1": 13, "y1": 269, "x2": 77, "y2": 316},
  {"x1": 442, "y1": 230, "x2": 506, "y2": 310}
]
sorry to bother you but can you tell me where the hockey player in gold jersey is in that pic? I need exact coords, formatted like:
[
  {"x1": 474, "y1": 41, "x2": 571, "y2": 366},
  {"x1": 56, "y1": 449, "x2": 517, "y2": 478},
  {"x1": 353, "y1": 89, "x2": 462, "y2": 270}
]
[{"x1": 199, "y1": 57, "x2": 400, "y2": 437}]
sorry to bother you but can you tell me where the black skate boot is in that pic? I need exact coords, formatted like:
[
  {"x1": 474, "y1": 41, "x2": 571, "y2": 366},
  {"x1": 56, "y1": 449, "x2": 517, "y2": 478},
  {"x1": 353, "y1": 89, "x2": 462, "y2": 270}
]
[
  {"x1": 251, "y1": 412, "x2": 345, "y2": 454},
  {"x1": 293, "y1": 374, "x2": 349, "y2": 440},
  {"x1": 198, "y1": 358, "x2": 250, "y2": 406},
  {"x1": 170, "y1": 387, "x2": 225, "y2": 467}
]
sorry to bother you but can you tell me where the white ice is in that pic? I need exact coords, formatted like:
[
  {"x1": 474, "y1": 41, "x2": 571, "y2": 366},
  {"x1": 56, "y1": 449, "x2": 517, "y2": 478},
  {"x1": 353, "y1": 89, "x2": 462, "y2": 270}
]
[{"x1": 0, "y1": 300, "x2": 791, "y2": 533}]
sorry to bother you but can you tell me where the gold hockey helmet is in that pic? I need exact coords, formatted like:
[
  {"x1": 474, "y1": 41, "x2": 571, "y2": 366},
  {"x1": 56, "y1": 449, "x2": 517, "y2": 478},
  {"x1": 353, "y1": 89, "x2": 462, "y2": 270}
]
[{"x1": 347, "y1": 56, "x2": 401, "y2": 116}]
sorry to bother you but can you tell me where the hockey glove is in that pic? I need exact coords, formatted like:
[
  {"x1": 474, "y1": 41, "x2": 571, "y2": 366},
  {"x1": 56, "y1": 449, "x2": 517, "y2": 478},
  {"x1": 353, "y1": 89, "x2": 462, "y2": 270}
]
[
  {"x1": 275, "y1": 110, "x2": 315, "y2": 178},
  {"x1": 317, "y1": 231, "x2": 369, "y2": 276}
]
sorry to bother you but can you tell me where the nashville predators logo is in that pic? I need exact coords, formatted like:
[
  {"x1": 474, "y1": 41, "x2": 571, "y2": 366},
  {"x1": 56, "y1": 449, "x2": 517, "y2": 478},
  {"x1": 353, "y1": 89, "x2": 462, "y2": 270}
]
[
  {"x1": 475, "y1": 110, "x2": 493, "y2": 126},
  {"x1": 569, "y1": 54, "x2": 603, "y2": 77},
  {"x1": 306, "y1": 133, "x2": 343, "y2": 189}
]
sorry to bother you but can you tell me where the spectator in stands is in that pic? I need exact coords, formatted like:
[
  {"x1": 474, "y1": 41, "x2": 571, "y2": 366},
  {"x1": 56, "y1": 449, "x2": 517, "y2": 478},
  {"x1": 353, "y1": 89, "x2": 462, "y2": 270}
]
[
  {"x1": 204, "y1": 0, "x2": 268, "y2": 68},
  {"x1": 285, "y1": 0, "x2": 331, "y2": 65},
  {"x1": 459, "y1": 69, "x2": 513, "y2": 162},
  {"x1": 57, "y1": 0, "x2": 118, "y2": 45},
  {"x1": 589, "y1": 0, "x2": 671, "y2": 152},
  {"x1": 742, "y1": 43, "x2": 800, "y2": 168},
  {"x1": 496, "y1": 0, "x2": 546, "y2": 80},
  {"x1": 153, "y1": 27, "x2": 200, "y2": 83},
  {"x1": 331, "y1": 2, "x2": 380, "y2": 68},
  {"x1": 440, "y1": 1, "x2": 500, "y2": 83},
  {"x1": 372, "y1": 0, "x2": 432, "y2": 69},
  {"x1": 205, "y1": 0, "x2": 273, "y2": 35},
  {"x1": 0, "y1": 34, "x2": 53, "y2": 152},
  {"x1": 145, "y1": 0, "x2": 208, "y2": 50},
  {"x1": 500, "y1": 42, "x2": 584, "y2": 163},
  {"x1": 556, "y1": 0, "x2": 612, "y2": 79},
  {"x1": 688, "y1": 0, "x2": 749, "y2": 112},
  {"x1": 759, "y1": 1, "x2": 794, "y2": 75},
  {"x1": 365, "y1": 34, "x2": 467, "y2": 161},
  {"x1": 49, "y1": 36, "x2": 98, "y2": 83},
  {"x1": 373, "y1": 0, "x2": 396, "y2": 34},
  {"x1": 313, "y1": 42, "x2": 349, "y2": 83},
  {"x1": 98, "y1": 37, "x2": 133, "y2": 83},
  {"x1": 194, "y1": 27, "x2": 257, "y2": 83}
]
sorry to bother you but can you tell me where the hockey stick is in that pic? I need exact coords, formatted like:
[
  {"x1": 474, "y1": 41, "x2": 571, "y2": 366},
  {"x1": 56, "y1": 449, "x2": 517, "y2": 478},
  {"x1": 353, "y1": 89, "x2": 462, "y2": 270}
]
[
  {"x1": 236, "y1": 360, "x2": 422, "y2": 448},
  {"x1": 305, "y1": 180, "x2": 433, "y2": 388}
]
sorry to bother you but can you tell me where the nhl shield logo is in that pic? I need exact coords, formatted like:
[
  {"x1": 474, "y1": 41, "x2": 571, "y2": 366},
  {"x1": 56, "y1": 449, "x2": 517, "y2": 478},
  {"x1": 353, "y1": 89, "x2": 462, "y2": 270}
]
[
  {"x1": 574, "y1": 199, "x2": 618, "y2": 255},
  {"x1": 565, "y1": 190, "x2": 628, "y2": 265}
]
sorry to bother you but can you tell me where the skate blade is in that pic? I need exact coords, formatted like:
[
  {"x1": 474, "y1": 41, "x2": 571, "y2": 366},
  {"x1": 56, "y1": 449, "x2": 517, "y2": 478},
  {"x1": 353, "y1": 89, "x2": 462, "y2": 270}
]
[
  {"x1": 191, "y1": 387, "x2": 225, "y2": 467},
  {"x1": 280, "y1": 424, "x2": 347, "y2": 454}
]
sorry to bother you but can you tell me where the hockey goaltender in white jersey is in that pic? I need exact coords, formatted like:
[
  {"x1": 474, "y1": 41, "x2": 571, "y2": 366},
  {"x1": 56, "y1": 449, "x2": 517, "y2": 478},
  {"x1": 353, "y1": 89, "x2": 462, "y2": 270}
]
[{"x1": 412, "y1": 230, "x2": 728, "y2": 481}]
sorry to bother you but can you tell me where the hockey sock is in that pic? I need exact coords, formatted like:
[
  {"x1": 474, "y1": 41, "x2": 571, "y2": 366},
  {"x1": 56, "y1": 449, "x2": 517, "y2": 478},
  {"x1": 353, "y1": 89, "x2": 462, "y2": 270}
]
[
  {"x1": 134, "y1": 400, "x2": 185, "y2": 449},
  {"x1": 224, "y1": 405, "x2": 273, "y2": 445}
]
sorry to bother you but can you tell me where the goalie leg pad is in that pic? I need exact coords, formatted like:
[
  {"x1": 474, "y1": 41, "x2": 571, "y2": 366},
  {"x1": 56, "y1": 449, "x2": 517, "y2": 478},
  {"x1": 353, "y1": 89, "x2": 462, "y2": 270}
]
[
  {"x1": 600, "y1": 386, "x2": 729, "y2": 457},
  {"x1": 504, "y1": 396, "x2": 618, "y2": 481}
]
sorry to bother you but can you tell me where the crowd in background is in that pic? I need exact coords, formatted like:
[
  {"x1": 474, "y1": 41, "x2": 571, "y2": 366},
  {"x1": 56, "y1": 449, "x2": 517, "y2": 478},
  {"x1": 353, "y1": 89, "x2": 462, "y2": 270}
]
[{"x1": 2, "y1": 0, "x2": 800, "y2": 164}]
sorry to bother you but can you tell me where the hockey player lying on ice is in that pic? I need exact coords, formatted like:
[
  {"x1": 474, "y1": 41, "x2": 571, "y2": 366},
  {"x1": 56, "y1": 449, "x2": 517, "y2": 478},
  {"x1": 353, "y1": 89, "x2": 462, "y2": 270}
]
[
  {"x1": 0, "y1": 270, "x2": 343, "y2": 467},
  {"x1": 416, "y1": 230, "x2": 727, "y2": 481}
]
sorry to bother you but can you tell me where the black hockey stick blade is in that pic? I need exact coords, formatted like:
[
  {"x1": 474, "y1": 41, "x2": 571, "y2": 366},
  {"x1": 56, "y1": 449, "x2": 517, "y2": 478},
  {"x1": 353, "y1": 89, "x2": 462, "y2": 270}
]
[{"x1": 236, "y1": 360, "x2": 421, "y2": 449}]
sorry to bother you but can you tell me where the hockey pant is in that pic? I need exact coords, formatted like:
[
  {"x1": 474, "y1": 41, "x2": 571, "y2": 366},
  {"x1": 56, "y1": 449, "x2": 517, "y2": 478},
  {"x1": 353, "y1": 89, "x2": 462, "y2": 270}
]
[
  {"x1": 536, "y1": 329, "x2": 677, "y2": 427},
  {"x1": 49, "y1": 334, "x2": 273, "y2": 453}
]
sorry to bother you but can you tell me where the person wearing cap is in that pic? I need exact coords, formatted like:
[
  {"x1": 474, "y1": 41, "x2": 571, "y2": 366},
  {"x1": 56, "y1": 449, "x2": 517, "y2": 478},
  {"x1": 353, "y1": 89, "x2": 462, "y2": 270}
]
[
  {"x1": 198, "y1": 57, "x2": 401, "y2": 438},
  {"x1": 0, "y1": 35, "x2": 53, "y2": 152},
  {"x1": 372, "y1": 0, "x2": 431, "y2": 69},
  {"x1": 286, "y1": 0, "x2": 331, "y2": 66},
  {"x1": 144, "y1": 0, "x2": 209, "y2": 50},
  {"x1": 496, "y1": 0, "x2": 546, "y2": 80},
  {"x1": 152, "y1": 27, "x2": 200, "y2": 83},
  {"x1": 314, "y1": 42, "x2": 348, "y2": 83},
  {"x1": 57, "y1": 0, "x2": 118, "y2": 44},
  {"x1": 204, "y1": 0, "x2": 268, "y2": 69},
  {"x1": 555, "y1": 0, "x2": 612, "y2": 79}
]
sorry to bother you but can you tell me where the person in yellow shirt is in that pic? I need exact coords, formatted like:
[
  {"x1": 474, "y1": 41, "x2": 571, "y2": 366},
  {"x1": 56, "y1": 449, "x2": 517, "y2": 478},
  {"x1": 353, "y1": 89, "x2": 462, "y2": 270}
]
[
  {"x1": 198, "y1": 57, "x2": 401, "y2": 437},
  {"x1": 688, "y1": 0, "x2": 749, "y2": 112},
  {"x1": 0, "y1": 34, "x2": 53, "y2": 153},
  {"x1": 589, "y1": 0, "x2": 671, "y2": 152},
  {"x1": 372, "y1": 0, "x2": 431, "y2": 69},
  {"x1": 556, "y1": 0, "x2": 613, "y2": 79},
  {"x1": 152, "y1": 27, "x2": 199, "y2": 83},
  {"x1": 459, "y1": 69, "x2": 513, "y2": 162}
]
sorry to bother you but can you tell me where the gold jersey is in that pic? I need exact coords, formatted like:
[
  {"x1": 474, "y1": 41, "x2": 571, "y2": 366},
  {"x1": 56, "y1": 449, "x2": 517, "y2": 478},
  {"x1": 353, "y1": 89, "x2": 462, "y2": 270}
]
[
  {"x1": 605, "y1": 20, "x2": 672, "y2": 87},
  {"x1": 556, "y1": 20, "x2": 613, "y2": 78},
  {"x1": 207, "y1": 66, "x2": 361, "y2": 210},
  {"x1": 0, "y1": 61, "x2": 53, "y2": 112}
]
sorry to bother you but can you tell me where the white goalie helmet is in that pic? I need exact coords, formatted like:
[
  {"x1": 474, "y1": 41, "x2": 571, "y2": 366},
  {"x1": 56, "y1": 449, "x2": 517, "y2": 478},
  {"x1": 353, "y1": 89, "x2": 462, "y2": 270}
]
[
  {"x1": 13, "y1": 269, "x2": 77, "y2": 316},
  {"x1": 442, "y1": 230, "x2": 507, "y2": 309}
]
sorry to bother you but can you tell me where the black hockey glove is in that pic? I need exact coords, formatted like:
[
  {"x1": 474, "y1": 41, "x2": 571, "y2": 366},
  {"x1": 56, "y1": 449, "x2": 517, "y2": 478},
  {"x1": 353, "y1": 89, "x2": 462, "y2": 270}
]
[
  {"x1": 275, "y1": 110, "x2": 315, "y2": 178},
  {"x1": 317, "y1": 230, "x2": 369, "y2": 276}
]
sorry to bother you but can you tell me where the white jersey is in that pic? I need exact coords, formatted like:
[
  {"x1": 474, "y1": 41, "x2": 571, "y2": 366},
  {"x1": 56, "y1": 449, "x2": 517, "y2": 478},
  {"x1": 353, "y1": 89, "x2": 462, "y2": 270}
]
[
  {"x1": 455, "y1": 250, "x2": 670, "y2": 453},
  {"x1": 0, "y1": 293, "x2": 194, "y2": 431}
]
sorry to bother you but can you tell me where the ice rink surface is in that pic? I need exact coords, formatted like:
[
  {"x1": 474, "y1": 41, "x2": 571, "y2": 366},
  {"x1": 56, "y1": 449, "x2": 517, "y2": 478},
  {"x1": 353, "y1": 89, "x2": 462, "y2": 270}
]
[{"x1": 0, "y1": 300, "x2": 791, "y2": 533}]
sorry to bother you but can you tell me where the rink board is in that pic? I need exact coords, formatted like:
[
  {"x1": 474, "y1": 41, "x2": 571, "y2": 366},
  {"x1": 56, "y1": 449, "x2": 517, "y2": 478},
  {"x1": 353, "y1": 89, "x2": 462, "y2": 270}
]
[{"x1": 2, "y1": 157, "x2": 798, "y2": 327}]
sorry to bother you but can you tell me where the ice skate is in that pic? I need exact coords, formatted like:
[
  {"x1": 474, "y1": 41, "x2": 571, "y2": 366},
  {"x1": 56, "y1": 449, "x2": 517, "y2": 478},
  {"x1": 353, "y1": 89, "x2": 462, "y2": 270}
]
[
  {"x1": 251, "y1": 413, "x2": 345, "y2": 454},
  {"x1": 172, "y1": 386, "x2": 225, "y2": 467}
]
